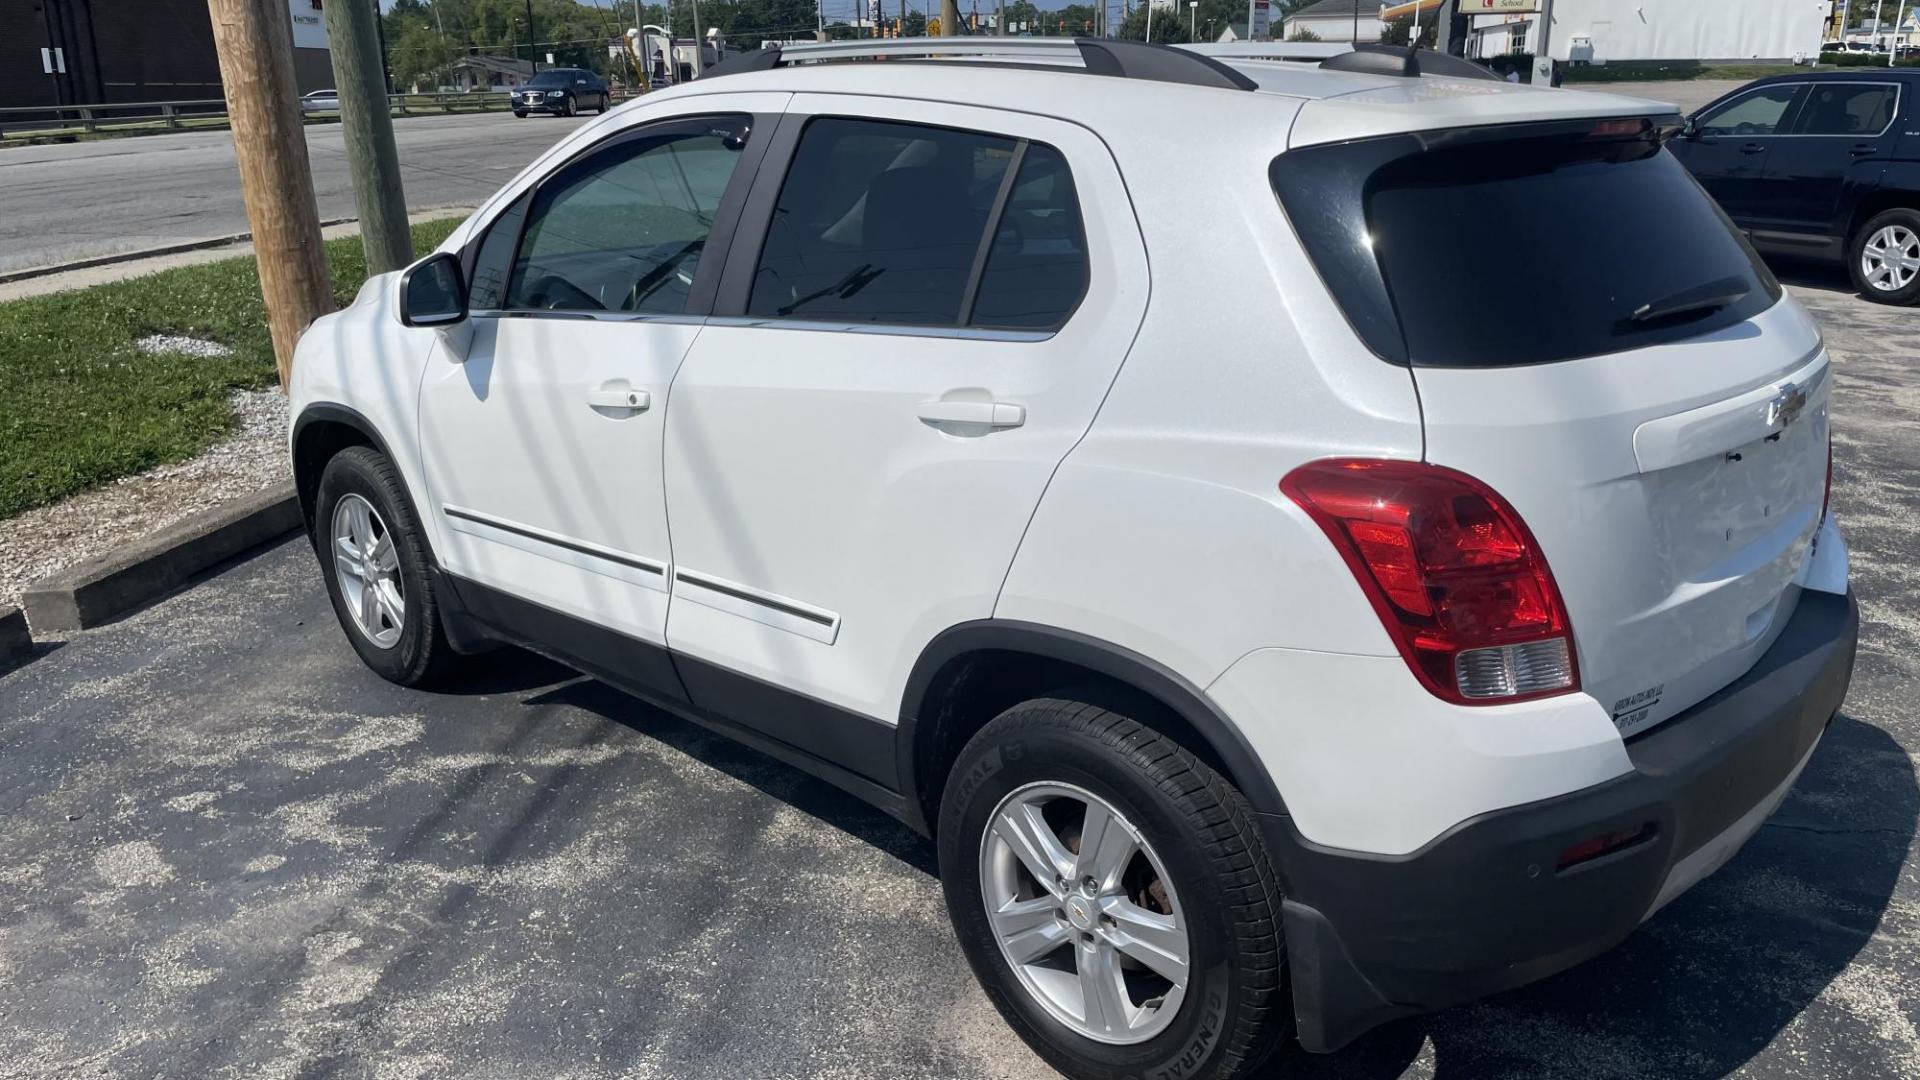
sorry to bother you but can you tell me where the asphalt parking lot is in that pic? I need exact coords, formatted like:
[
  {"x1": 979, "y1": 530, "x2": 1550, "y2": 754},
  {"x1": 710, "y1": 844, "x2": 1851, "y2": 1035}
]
[{"x1": 2, "y1": 267, "x2": 1918, "y2": 1080}]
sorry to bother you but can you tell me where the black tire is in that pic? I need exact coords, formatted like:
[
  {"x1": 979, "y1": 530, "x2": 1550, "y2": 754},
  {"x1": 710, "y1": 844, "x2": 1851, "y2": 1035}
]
[
  {"x1": 561, "y1": 95, "x2": 576, "y2": 118},
  {"x1": 1847, "y1": 206, "x2": 1920, "y2": 306},
  {"x1": 597, "y1": 95, "x2": 609, "y2": 114},
  {"x1": 938, "y1": 698, "x2": 1291, "y2": 1080},
  {"x1": 514, "y1": 110, "x2": 527, "y2": 118},
  {"x1": 313, "y1": 446, "x2": 460, "y2": 688}
]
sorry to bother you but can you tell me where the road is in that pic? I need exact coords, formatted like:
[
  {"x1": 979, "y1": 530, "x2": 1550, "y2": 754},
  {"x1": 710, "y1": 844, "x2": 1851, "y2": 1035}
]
[
  {"x1": 0, "y1": 112, "x2": 591, "y2": 275},
  {"x1": 0, "y1": 275, "x2": 1917, "y2": 1079}
]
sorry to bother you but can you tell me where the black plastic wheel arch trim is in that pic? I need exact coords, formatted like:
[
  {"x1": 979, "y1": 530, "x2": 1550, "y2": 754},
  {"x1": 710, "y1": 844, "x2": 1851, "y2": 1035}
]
[
  {"x1": 291, "y1": 403, "x2": 402, "y2": 531},
  {"x1": 895, "y1": 619, "x2": 1295, "y2": 833}
]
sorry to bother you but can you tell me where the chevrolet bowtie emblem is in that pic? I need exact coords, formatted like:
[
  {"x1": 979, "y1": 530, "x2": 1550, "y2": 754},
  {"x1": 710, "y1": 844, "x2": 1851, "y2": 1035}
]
[{"x1": 1767, "y1": 382, "x2": 1809, "y2": 429}]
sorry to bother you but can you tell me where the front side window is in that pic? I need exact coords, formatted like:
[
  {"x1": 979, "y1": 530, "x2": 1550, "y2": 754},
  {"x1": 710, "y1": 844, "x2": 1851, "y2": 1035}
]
[
  {"x1": 1696, "y1": 85, "x2": 1803, "y2": 137},
  {"x1": 502, "y1": 117, "x2": 747, "y2": 314},
  {"x1": 1794, "y1": 83, "x2": 1898, "y2": 135},
  {"x1": 748, "y1": 117, "x2": 1088, "y2": 330}
]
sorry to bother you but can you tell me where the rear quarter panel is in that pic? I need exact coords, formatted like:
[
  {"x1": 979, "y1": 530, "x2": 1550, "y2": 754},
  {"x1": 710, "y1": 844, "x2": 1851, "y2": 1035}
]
[{"x1": 994, "y1": 94, "x2": 1424, "y2": 690}]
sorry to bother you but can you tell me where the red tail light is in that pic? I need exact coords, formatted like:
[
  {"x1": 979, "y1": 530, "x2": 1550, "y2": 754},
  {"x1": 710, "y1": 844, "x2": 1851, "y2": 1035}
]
[{"x1": 1281, "y1": 459, "x2": 1579, "y2": 706}]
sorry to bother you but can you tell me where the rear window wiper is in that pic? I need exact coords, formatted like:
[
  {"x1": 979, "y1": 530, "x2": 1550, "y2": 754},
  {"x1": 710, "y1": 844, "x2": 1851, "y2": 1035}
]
[{"x1": 1626, "y1": 276, "x2": 1752, "y2": 325}]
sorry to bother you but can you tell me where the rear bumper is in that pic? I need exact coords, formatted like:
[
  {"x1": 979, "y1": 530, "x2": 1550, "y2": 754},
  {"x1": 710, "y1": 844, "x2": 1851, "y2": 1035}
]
[{"x1": 1276, "y1": 588, "x2": 1858, "y2": 1053}]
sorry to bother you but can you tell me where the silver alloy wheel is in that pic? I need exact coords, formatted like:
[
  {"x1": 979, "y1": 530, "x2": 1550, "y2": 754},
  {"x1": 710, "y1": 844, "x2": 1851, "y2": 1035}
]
[
  {"x1": 1862, "y1": 224, "x2": 1920, "y2": 293},
  {"x1": 979, "y1": 782, "x2": 1190, "y2": 1045},
  {"x1": 331, "y1": 493, "x2": 405, "y2": 649}
]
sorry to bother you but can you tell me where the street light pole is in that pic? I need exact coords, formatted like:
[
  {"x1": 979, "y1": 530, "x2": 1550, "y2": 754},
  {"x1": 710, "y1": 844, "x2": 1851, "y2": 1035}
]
[{"x1": 1191, "y1": 0, "x2": 1197, "y2": 39}]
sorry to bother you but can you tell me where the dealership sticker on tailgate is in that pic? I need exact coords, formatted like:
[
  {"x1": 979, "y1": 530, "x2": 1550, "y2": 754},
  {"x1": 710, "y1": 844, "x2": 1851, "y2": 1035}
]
[{"x1": 1612, "y1": 684, "x2": 1666, "y2": 735}]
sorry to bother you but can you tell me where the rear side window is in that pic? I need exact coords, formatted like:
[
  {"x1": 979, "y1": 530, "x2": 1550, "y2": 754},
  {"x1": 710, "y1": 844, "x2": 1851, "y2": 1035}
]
[
  {"x1": 1794, "y1": 83, "x2": 1898, "y2": 135},
  {"x1": 969, "y1": 145, "x2": 1089, "y2": 329},
  {"x1": 748, "y1": 117, "x2": 1088, "y2": 330},
  {"x1": 1271, "y1": 122, "x2": 1782, "y2": 368}
]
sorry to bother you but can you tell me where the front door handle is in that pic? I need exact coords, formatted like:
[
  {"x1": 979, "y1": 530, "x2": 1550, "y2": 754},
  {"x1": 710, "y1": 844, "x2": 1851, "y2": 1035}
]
[
  {"x1": 1740, "y1": 142, "x2": 1767, "y2": 155},
  {"x1": 917, "y1": 399, "x2": 1026, "y2": 429},
  {"x1": 587, "y1": 387, "x2": 650, "y2": 412},
  {"x1": 1850, "y1": 143, "x2": 1879, "y2": 156}
]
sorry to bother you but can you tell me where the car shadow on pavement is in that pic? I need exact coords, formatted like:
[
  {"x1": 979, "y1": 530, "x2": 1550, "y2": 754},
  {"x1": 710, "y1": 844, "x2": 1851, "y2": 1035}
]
[
  {"x1": 491, "y1": 643, "x2": 1913, "y2": 1080},
  {"x1": 522, "y1": 674, "x2": 940, "y2": 876},
  {"x1": 1286, "y1": 712, "x2": 1917, "y2": 1079}
]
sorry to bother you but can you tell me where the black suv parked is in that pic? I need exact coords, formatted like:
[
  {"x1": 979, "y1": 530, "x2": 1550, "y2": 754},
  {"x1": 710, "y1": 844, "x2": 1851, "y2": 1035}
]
[
  {"x1": 512, "y1": 69, "x2": 610, "y2": 118},
  {"x1": 1672, "y1": 70, "x2": 1920, "y2": 305}
]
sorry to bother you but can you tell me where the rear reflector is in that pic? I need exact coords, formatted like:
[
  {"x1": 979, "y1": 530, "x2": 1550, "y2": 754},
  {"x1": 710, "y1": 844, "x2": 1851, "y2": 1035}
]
[
  {"x1": 1557, "y1": 824, "x2": 1656, "y2": 870},
  {"x1": 1281, "y1": 458, "x2": 1579, "y2": 706}
]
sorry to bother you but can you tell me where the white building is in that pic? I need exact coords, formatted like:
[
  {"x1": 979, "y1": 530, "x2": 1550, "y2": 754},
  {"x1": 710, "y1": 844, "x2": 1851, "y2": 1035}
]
[
  {"x1": 1283, "y1": 0, "x2": 1385, "y2": 43},
  {"x1": 1455, "y1": 0, "x2": 1832, "y2": 65}
]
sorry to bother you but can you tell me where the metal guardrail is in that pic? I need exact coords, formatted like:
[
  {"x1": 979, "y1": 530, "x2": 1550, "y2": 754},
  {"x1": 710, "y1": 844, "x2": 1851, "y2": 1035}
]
[{"x1": 0, "y1": 90, "x2": 617, "y2": 137}]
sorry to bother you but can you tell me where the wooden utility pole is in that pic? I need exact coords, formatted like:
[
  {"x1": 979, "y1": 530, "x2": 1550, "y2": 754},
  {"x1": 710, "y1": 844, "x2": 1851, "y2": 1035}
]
[
  {"x1": 941, "y1": 0, "x2": 960, "y2": 34},
  {"x1": 324, "y1": 0, "x2": 412, "y2": 274},
  {"x1": 206, "y1": 0, "x2": 333, "y2": 387}
]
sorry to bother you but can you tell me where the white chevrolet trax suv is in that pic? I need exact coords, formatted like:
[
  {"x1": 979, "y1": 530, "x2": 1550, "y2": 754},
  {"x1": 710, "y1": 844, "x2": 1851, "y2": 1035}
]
[{"x1": 289, "y1": 39, "x2": 1858, "y2": 1080}]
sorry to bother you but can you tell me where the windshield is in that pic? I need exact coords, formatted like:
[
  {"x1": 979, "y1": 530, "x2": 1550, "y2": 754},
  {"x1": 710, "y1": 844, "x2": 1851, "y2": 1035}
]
[
  {"x1": 1270, "y1": 121, "x2": 1781, "y2": 368},
  {"x1": 527, "y1": 71, "x2": 581, "y2": 87}
]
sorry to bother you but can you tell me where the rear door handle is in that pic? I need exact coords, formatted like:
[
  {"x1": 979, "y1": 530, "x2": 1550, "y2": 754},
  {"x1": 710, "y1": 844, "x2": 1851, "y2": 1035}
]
[
  {"x1": 917, "y1": 399, "x2": 1026, "y2": 429},
  {"x1": 586, "y1": 387, "x2": 650, "y2": 412}
]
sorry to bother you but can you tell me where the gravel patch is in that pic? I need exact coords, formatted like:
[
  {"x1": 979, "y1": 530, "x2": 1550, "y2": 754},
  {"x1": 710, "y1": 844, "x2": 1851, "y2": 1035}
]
[
  {"x1": 0, "y1": 388, "x2": 289, "y2": 618},
  {"x1": 134, "y1": 334, "x2": 236, "y2": 360}
]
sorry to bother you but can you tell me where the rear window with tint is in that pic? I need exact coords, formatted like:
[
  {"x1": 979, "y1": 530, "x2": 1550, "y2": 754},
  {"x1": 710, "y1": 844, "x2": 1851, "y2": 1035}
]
[{"x1": 1270, "y1": 122, "x2": 1782, "y2": 368}]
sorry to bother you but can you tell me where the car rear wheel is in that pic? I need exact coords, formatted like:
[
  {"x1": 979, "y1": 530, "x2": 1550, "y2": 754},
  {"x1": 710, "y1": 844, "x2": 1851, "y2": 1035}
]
[
  {"x1": 938, "y1": 698, "x2": 1292, "y2": 1080},
  {"x1": 314, "y1": 446, "x2": 459, "y2": 687},
  {"x1": 1849, "y1": 207, "x2": 1920, "y2": 305}
]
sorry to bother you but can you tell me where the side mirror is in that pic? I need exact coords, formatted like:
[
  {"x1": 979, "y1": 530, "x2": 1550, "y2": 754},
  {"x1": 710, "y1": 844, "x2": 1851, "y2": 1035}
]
[
  {"x1": 400, "y1": 252, "x2": 466, "y2": 328},
  {"x1": 1681, "y1": 116, "x2": 1700, "y2": 139}
]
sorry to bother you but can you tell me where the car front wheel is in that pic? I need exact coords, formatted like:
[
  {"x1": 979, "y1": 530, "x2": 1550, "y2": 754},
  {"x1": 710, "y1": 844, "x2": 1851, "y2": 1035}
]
[
  {"x1": 314, "y1": 446, "x2": 459, "y2": 687},
  {"x1": 938, "y1": 698, "x2": 1292, "y2": 1080},
  {"x1": 1849, "y1": 207, "x2": 1920, "y2": 305}
]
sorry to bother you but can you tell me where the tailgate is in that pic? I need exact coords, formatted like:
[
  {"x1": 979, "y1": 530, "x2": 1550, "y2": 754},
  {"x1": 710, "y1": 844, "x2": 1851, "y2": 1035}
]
[{"x1": 1271, "y1": 113, "x2": 1831, "y2": 733}]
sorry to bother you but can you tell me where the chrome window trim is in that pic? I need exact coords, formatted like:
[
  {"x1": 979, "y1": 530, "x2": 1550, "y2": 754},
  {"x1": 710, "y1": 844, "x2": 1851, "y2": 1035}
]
[
  {"x1": 1693, "y1": 82, "x2": 1808, "y2": 138},
  {"x1": 1697, "y1": 81, "x2": 1903, "y2": 139},
  {"x1": 469, "y1": 308, "x2": 709, "y2": 327},
  {"x1": 699, "y1": 314, "x2": 1056, "y2": 343}
]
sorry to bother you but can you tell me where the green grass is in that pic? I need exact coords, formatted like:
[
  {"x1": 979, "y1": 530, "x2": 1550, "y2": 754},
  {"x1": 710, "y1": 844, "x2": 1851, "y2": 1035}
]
[{"x1": 0, "y1": 216, "x2": 462, "y2": 520}]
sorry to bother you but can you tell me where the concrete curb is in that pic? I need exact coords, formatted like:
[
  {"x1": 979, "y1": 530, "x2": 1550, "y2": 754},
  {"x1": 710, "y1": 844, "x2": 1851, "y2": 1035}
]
[
  {"x1": 0, "y1": 605, "x2": 31, "y2": 668},
  {"x1": 20, "y1": 482, "x2": 303, "y2": 634},
  {"x1": 0, "y1": 220, "x2": 358, "y2": 286}
]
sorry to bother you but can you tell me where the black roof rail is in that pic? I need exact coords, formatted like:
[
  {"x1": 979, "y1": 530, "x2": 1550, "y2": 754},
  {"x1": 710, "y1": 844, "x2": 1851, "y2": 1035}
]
[
  {"x1": 1320, "y1": 43, "x2": 1501, "y2": 82},
  {"x1": 696, "y1": 36, "x2": 1257, "y2": 91}
]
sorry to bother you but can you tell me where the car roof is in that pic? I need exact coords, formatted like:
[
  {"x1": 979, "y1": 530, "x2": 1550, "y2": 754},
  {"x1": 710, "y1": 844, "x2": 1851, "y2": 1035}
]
[
  {"x1": 1749, "y1": 68, "x2": 1917, "y2": 82},
  {"x1": 662, "y1": 50, "x2": 1678, "y2": 150}
]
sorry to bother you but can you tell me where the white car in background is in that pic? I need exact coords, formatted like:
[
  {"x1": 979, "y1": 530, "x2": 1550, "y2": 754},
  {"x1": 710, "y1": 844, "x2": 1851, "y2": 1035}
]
[
  {"x1": 299, "y1": 89, "x2": 339, "y2": 114},
  {"x1": 285, "y1": 39, "x2": 1858, "y2": 1080}
]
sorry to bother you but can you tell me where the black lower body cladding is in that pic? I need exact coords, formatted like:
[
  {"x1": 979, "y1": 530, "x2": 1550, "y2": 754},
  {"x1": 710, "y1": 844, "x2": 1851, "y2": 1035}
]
[{"x1": 1273, "y1": 589, "x2": 1858, "y2": 1052}]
